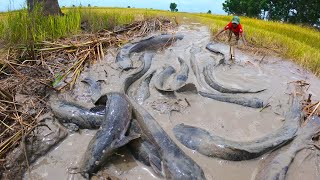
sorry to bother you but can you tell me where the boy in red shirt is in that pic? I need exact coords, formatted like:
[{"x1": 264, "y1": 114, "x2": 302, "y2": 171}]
[{"x1": 214, "y1": 16, "x2": 247, "y2": 61}]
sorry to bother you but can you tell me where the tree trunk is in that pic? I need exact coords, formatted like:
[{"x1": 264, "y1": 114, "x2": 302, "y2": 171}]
[{"x1": 27, "y1": 0, "x2": 63, "y2": 16}]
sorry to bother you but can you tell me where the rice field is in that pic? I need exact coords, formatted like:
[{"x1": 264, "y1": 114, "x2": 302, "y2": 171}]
[
  {"x1": 195, "y1": 14, "x2": 320, "y2": 74},
  {"x1": 0, "y1": 7, "x2": 319, "y2": 74}
]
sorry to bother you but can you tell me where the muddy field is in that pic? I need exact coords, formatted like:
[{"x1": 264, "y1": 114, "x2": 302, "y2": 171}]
[{"x1": 20, "y1": 24, "x2": 320, "y2": 180}]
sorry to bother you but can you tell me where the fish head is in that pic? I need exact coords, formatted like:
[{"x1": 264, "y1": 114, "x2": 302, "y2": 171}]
[
  {"x1": 80, "y1": 146, "x2": 114, "y2": 177},
  {"x1": 174, "y1": 34, "x2": 184, "y2": 40},
  {"x1": 164, "y1": 153, "x2": 206, "y2": 180},
  {"x1": 51, "y1": 101, "x2": 82, "y2": 120},
  {"x1": 173, "y1": 124, "x2": 205, "y2": 150}
]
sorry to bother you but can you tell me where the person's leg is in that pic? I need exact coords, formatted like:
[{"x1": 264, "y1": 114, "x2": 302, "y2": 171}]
[
  {"x1": 230, "y1": 34, "x2": 240, "y2": 62},
  {"x1": 228, "y1": 30, "x2": 233, "y2": 60}
]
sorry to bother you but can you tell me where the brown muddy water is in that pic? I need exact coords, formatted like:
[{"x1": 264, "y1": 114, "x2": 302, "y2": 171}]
[{"x1": 24, "y1": 24, "x2": 320, "y2": 180}]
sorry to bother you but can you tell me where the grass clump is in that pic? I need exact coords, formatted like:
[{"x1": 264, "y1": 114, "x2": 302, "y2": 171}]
[
  {"x1": 0, "y1": 7, "x2": 137, "y2": 46},
  {"x1": 0, "y1": 8, "x2": 81, "y2": 45},
  {"x1": 78, "y1": 8, "x2": 135, "y2": 32}
]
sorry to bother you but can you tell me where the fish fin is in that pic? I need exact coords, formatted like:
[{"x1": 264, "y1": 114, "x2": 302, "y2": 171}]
[
  {"x1": 114, "y1": 133, "x2": 141, "y2": 149},
  {"x1": 148, "y1": 154, "x2": 164, "y2": 177},
  {"x1": 161, "y1": 160, "x2": 168, "y2": 178}
]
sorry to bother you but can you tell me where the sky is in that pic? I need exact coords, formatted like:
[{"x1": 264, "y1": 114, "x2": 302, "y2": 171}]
[{"x1": 0, "y1": 0, "x2": 226, "y2": 14}]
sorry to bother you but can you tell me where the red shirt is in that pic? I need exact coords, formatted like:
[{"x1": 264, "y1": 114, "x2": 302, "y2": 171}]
[{"x1": 224, "y1": 22, "x2": 243, "y2": 34}]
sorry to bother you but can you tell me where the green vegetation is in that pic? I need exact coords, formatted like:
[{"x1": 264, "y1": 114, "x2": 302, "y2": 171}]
[
  {"x1": 170, "y1": 3, "x2": 178, "y2": 12},
  {"x1": 78, "y1": 8, "x2": 134, "y2": 32},
  {"x1": 0, "y1": 7, "x2": 319, "y2": 74},
  {"x1": 0, "y1": 7, "x2": 138, "y2": 45},
  {"x1": 223, "y1": 0, "x2": 320, "y2": 26},
  {"x1": 0, "y1": 8, "x2": 80, "y2": 45}
]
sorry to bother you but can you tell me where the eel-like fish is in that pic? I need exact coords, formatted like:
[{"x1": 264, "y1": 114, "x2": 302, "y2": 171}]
[
  {"x1": 123, "y1": 52, "x2": 154, "y2": 93},
  {"x1": 121, "y1": 49, "x2": 206, "y2": 179},
  {"x1": 173, "y1": 83, "x2": 304, "y2": 161},
  {"x1": 205, "y1": 42, "x2": 225, "y2": 65},
  {"x1": 255, "y1": 115, "x2": 320, "y2": 180},
  {"x1": 80, "y1": 92, "x2": 140, "y2": 178},
  {"x1": 50, "y1": 100, "x2": 104, "y2": 129},
  {"x1": 153, "y1": 66, "x2": 176, "y2": 91},
  {"x1": 81, "y1": 77, "x2": 103, "y2": 104},
  {"x1": 132, "y1": 70, "x2": 156, "y2": 105},
  {"x1": 130, "y1": 98, "x2": 206, "y2": 180},
  {"x1": 190, "y1": 48, "x2": 263, "y2": 108},
  {"x1": 189, "y1": 48, "x2": 212, "y2": 90},
  {"x1": 199, "y1": 91, "x2": 264, "y2": 108},
  {"x1": 116, "y1": 34, "x2": 184, "y2": 70},
  {"x1": 190, "y1": 48, "x2": 264, "y2": 108},
  {"x1": 127, "y1": 119, "x2": 164, "y2": 177},
  {"x1": 203, "y1": 65, "x2": 266, "y2": 94},
  {"x1": 66, "y1": 102, "x2": 164, "y2": 177},
  {"x1": 171, "y1": 57, "x2": 189, "y2": 91}
]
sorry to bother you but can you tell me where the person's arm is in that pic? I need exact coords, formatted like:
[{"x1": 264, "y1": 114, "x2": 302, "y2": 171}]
[
  {"x1": 214, "y1": 29, "x2": 225, "y2": 39},
  {"x1": 238, "y1": 24, "x2": 247, "y2": 46},
  {"x1": 240, "y1": 32, "x2": 247, "y2": 46}
]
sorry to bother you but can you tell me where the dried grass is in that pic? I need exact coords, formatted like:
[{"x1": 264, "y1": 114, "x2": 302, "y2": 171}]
[{"x1": 0, "y1": 16, "x2": 175, "y2": 173}]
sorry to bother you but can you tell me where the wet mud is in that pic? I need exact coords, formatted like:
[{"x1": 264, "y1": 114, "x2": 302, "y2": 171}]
[{"x1": 22, "y1": 23, "x2": 320, "y2": 180}]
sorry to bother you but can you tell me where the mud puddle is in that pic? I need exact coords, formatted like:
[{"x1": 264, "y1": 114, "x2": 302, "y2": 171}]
[{"x1": 24, "y1": 24, "x2": 320, "y2": 180}]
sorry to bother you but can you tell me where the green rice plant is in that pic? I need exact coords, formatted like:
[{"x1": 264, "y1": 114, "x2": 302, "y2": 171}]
[
  {"x1": 78, "y1": 8, "x2": 135, "y2": 32},
  {"x1": 196, "y1": 14, "x2": 320, "y2": 49},
  {"x1": 0, "y1": 7, "x2": 81, "y2": 45}
]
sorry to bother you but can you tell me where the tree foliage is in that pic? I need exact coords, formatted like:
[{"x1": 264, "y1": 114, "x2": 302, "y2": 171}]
[
  {"x1": 170, "y1": 3, "x2": 178, "y2": 12},
  {"x1": 207, "y1": 10, "x2": 212, "y2": 14},
  {"x1": 222, "y1": 0, "x2": 320, "y2": 26}
]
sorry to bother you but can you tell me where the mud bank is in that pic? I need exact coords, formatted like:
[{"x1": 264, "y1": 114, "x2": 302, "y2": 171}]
[{"x1": 23, "y1": 24, "x2": 320, "y2": 180}]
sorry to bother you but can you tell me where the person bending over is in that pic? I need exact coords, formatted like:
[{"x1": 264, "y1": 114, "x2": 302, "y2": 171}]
[{"x1": 214, "y1": 16, "x2": 247, "y2": 61}]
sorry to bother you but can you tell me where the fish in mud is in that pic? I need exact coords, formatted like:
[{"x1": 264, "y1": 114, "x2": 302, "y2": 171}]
[
  {"x1": 189, "y1": 47, "x2": 213, "y2": 90},
  {"x1": 122, "y1": 48, "x2": 206, "y2": 179},
  {"x1": 174, "y1": 83, "x2": 304, "y2": 160},
  {"x1": 116, "y1": 34, "x2": 184, "y2": 70},
  {"x1": 189, "y1": 48, "x2": 264, "y2": 108},
  {"x1": 127, "y1": 119, "x2": 164, "y2": 177},
  {"x1": 132, "y1": 70, "x2": 156, "y2": 105},
  {"x1": 64, "y1": 102, "x2": 164, "y2": 177},
  {"x1": 153, "y1": 65, "x2": 176, "y2": 91},
  {"x1": 171, "y1": 57, "x2": 189, "y2": 91},
  {"x1": 255, "y1": 115, "x2": 320, "y2": 180},
  {"x1": 123, "y1": 52, "x2": 154, "y2": 93},
  {"x1": 130, "y1": 99, "x2": 206, "y2": 180},
  {"x1": 199, "y1": 91, "x2": 264, "y2": 108},
  {"x1": 51, "y1": 100, "x2": 105, "y2": 129},
  {"x1": 81, "y1": 77, "x2": 103, "y2": 104},
  {"x1": 205, "y1": 42, "x2": 225, "y2": 64},
  {"x1": 203, "y1": 65, "x2": 266, "y2": 94},
  {"x1": 80, "y1": 92, "x2": 140, "y2": 178}
]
